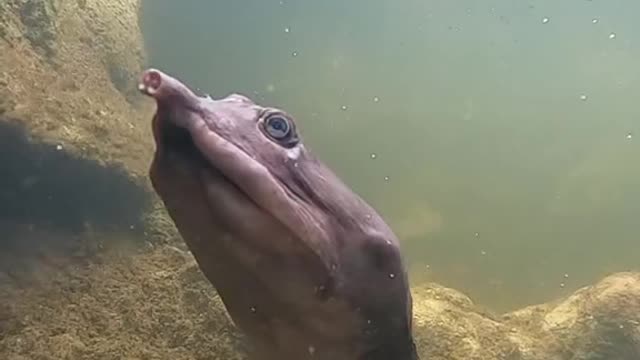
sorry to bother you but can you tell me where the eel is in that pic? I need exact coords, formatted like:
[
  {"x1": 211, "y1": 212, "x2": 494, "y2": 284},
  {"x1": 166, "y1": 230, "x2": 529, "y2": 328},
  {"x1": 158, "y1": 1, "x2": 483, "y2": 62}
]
[{"x1": 138, "y1": 68, "x2": 420, "y2": 360}]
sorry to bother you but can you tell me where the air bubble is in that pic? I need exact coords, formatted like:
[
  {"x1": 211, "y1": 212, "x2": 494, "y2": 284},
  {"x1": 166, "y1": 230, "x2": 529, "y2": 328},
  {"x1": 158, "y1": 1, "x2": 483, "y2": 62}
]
[
  {"x1": 292, "y1": 51, "x2": 298, "y2": 57},
  {"x1": 370, "y1": 153, "x2": 377, "y2": 159},
  {"x1": 389, "y1": 273, "x2": 396, "y2": 279},
  {"x1": 384, "y1": 176, "x2": 389, "y2": 181},
  {"x1": 373, "y1": 96, "x2": 380, "y2": 103},
  {"x1": 580, "y1": 94, "x2": 588, "y2": 101},
  {"x1": 340, "y1": 105, "x2": 348, "y2": 111},
  {"x1": 626, "y1": 133, "x2": 633, "y2": 140},
  {"x1": 284, "y1": 27, "x2": 290, "y2": 33}
]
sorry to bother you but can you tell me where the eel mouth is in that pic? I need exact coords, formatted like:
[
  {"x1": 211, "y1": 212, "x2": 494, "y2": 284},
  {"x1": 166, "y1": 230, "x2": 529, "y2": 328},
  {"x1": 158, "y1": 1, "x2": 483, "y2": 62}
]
[
  {"x1": 138, "y1": 68, "x2": 220, "y2": 170},
  {"x1": 138, "y1": 68, "x2": 202, "y2": 150}
]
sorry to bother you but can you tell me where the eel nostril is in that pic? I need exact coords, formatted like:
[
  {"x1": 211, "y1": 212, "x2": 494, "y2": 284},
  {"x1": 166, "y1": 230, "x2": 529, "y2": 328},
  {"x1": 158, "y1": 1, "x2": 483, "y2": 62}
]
[{"x1": 144, "y1": 70, "x2": 162, "y2": 90}]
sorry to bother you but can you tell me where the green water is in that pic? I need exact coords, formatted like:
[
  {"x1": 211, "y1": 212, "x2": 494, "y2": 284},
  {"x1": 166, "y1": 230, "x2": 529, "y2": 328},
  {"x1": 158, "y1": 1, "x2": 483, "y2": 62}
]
[{"x1": 141, "y1": 0, "x2": 640, "y2": 312}]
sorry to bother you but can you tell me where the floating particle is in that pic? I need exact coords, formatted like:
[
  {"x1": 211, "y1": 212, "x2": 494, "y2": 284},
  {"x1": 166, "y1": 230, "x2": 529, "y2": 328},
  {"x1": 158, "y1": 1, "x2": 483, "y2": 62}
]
[
  {"x1": 383, "y1": 176, "x2": 389, "y2": 181},
  {"x1": 580, "y1": 94, "x2": 588, "y2": 101},
  {"x1": 292, "y1": 51, "x2": 298, "y2": 57},
  {"x1": 626, "y1": 132, "x2": 633, "y2": 140},
  {"x1": 340, "y1": 105, "x2": 348, "y2": 111},
  {"x1": 609, "y1": 32, "x2": 616, "y2": 39},
  {"x1": 541, "y1": 17, "x2": 549, "y2": 24},
  {"x1": 284, "y1": 27, "x2": 290, "y2": 33},
  {"x1": 370, "y1": 153, "x2": 377, "y2": 159},
  {"x1": 592, "y1": 18, "x2": 599, "y2": 24},
  {"x1": 373, "y1": 96, "x2": 380, "y2": 103},
  {"x1": 56, "y1": 144, "x2": 63, "y2": 151}
]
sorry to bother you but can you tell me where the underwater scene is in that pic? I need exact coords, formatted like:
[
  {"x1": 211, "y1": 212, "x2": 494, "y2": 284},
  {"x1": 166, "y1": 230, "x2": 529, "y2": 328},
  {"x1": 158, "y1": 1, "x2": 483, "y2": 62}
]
[{"x1": 0, "y1": 0, "x2": 639, "y2": 359}]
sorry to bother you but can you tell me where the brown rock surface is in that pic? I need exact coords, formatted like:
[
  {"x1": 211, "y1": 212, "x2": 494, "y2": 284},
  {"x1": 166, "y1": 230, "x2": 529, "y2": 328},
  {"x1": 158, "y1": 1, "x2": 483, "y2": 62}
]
[
  {"x1": 0, "y1": 0, "x2": 154, "y2": 177},
  {"x1": 0, "y1": 231, "x2": 246, "y2": 360},
  {"x1": 413, "y1": 272, "x2": 640, "y2": 360},
  {"x1": 2, "y1": 234, "x2": 638, "y2": 360}
]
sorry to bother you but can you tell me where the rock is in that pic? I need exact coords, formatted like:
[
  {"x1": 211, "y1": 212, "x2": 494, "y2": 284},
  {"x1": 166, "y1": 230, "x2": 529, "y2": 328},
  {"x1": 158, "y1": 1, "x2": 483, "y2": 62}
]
[
  {"x1": 412, "y1": 272, "x2": 640, "y2": 360},
  {"x1": 536, "y1": 272, "x2": 640, "y2": 359},
  {"x1": 413, "y1": 283, "x2": 546, "y2": 360},
  {"x1": 0, "y1": 0, "x2": 154, "y2": 178},
  {"x1": 2, "y1": 238, "x2": 638, "y2": 360},
  {"x1": 19, "y1": 0, "x2": 58, "y2": 58}
]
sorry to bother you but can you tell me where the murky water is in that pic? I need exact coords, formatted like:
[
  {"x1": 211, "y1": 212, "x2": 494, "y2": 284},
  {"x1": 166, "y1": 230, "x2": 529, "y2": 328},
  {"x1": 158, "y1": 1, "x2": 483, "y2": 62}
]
[
  {"x1": 142, "y1": 0, "x2": 640, "y2": 311},
  {"x1": 2, "y1": 1, "x2": 640, "y2": 359}
]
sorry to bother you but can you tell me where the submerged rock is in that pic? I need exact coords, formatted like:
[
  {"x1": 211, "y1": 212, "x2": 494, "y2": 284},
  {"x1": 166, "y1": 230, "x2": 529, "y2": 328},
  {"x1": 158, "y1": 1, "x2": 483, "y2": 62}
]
[
  {"x1": 413, "y1": 272, "x2": 640, "y2": 360},
  {"x1": 1, "y1": 240, "x2": 639, "y2": 360}
]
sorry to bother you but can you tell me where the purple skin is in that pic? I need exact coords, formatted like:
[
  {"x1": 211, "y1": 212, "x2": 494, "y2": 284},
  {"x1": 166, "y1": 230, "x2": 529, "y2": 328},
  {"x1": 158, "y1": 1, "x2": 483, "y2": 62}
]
[{"x1": 138, "y1": 69, "x2": 419, "y2": 360}]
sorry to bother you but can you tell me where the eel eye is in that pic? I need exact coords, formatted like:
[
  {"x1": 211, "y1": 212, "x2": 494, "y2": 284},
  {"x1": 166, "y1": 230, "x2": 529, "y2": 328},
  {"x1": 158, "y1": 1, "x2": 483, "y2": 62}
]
[{"x1": 264, "y1": 115, "x2": 291, "y2": 140}]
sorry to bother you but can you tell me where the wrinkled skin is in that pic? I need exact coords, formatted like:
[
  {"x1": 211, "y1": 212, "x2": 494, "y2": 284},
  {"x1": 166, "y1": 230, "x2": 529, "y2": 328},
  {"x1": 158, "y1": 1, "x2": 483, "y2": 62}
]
[{"x1": 139, "y1": 69, "x2": 419, "y2": 360}]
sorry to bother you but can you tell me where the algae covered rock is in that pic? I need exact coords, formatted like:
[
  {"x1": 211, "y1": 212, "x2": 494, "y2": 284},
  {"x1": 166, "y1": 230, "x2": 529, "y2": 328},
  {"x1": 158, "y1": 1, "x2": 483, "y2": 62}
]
[
  {"x1": 412, "y1": 273, "x2": 640, "y2": 360},
  {"x1": 0, "y1": 0, "x2": 153, "y2": 177},
  {"x1": 0, "y1": 241, "x2": 247, "y2": 360},
  {"x1": 3, "y1": 239, "x2": 638, "y2": 360},
  {"x1": 412, "y1": 283, "x2": 546, "y2": 360},
  {"x1": 524, "y1": 272, "x2": 640, "y2": 360}
]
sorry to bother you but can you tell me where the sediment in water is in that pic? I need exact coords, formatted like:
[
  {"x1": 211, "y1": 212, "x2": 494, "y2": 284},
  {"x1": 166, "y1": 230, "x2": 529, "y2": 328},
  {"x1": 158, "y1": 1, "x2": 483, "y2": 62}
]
[{"x1": 0, "y1": 1, "x2": 638, "y2": 359}]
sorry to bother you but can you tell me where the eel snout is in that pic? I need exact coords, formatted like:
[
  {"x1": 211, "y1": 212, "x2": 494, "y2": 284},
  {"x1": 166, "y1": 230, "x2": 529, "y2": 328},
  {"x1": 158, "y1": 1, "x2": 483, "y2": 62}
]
[{"x1": 138, "y1": 68, "x2": 200, "y2": 110}]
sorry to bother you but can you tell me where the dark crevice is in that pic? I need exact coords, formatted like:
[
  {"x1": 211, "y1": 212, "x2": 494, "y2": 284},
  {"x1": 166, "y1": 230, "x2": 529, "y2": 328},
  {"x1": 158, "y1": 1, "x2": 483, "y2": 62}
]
[{"x1": 0, "y1": 117, "x2": 153, "y2": 268}]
